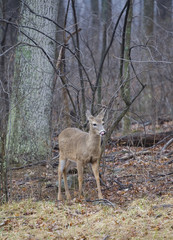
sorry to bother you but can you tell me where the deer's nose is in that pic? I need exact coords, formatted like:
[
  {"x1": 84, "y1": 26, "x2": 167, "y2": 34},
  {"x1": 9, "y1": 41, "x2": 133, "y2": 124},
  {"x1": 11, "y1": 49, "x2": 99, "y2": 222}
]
[{"x1": 99, "y1": 130, "x2": 106, "y2": 136}]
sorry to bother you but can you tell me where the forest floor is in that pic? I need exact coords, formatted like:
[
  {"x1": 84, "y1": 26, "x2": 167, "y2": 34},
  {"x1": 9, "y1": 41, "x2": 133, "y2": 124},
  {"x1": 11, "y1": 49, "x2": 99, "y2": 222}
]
[
  {"x1": 0, "y1": 121, "x2": 173, "y2": 239},
  {"x1": 0, "y1": 195, "x2": 173, "y2": 239}
]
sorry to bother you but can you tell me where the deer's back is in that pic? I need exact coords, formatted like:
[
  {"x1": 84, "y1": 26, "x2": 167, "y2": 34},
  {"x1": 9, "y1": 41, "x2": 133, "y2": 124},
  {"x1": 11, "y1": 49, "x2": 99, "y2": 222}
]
[
  {"x1": 59, "y1": 128, "x2": 87, "y2": 143},
  {"x1": 58, "y1": 127, "x2": 101, "y2": 163},
  {"x1": 59, "y1": 127, "x2": 87, "y2": 154}
]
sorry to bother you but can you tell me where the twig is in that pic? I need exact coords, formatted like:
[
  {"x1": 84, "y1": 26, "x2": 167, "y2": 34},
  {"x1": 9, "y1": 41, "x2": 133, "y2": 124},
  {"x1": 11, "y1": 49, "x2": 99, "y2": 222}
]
[
  {"x1": 118, "y1": 150, "x2": 151, "y2": 161},
  {"x1": 103, "y1": 235, "x2": 110, "y2": 240},
  {"x1": 150, "y1": 172, "x2": 173, "y2": 182},
  {"x1": 0, "y1": 17, "x2": 91, "y2": 93},
  {"x1": 164, "y1": 159, "x2": 173, "y2": 165},
  {"x1": 52, "y1": 154, "x2": 59, "y2": 160},
  {"x1": 114, "y1": 179, "x2": 132, "y2": 190},
  {"x1": 10, "y1": 160, "x2": 47, "y2": 170},
  {"x1": 0, "y1": 42, "x2": 22, "y2": 56},
  {"x1": 153, "y1": 204, "x2": 173, "y2": 209},
  {"x1": 165, "y1": 150, "x2": 173, "y2": 157},
  {"x1": 160, "y1": 138, "x2": 173, "y2": 155},
  {"x1": 0, "y1": 215, "x2": 37, "y2": 220},
  {"x1": 148, "y1": 132, "x2": 173, "y2": 149},
  {"x1": 91, "y1": 0, "x2": 129, "y2": 111},
  {"x1": 22, "y1": 1, "x2": 74, "y2": 42}
]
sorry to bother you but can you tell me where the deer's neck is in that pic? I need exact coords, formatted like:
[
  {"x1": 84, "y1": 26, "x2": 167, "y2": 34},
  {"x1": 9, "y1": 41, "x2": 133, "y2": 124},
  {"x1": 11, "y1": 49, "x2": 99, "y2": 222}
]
[{"x1": 88, "y1": 130, "x2": 101, "y2": 148}]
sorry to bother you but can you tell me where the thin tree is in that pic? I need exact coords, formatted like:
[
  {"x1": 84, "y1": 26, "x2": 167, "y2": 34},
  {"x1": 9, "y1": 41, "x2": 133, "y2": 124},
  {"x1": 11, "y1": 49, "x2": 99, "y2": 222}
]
[
  {"x1": 97, "y1": 0, "x2": 112, "y2": 107},
  {"x1": 71, "y1": 0, "x2": 86, "y2": 123},
  {"x1": 120, "y1": 0, "x2": 133, "y2": 134}
]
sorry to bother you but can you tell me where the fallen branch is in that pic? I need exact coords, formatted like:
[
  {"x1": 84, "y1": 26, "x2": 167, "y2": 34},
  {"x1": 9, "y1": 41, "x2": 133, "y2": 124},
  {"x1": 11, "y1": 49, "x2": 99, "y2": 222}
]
[
  {"x1": 160, "y1": 138, "x2": 173, "y2": 155},
  {"x1": 118, "y1": 150, "x2": 151, "y2": 161},
  {"x1": 153, "y1": 204, "x2": 173, "y2": 209},
  {"x1": 113, "y1": 131, "x2": 173, "y2": 147},
  {"x1": 103, "y1": 235, "x2": 110, "y2": 240},
  {"x1": 150, "y1": 172, "x2": 173, "y2": 182},
  {"x1": 0, "y1": 215, "x2": 37, "y2": 220},
  {"x1": 164, "y1": 159, "x2": 173, "y2": 165},
  {"x1": 86, "y1": 198, "x2": 115, "y2": 208},
  {"x1": 10, "y1": 160, "x2": 47, "y2": 170}
]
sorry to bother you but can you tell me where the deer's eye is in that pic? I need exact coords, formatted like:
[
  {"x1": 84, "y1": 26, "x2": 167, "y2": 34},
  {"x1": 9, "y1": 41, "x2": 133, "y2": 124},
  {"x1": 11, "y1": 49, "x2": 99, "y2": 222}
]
[
  {"x1": 102, "y1": 121, "x2": 105, "y2": 125},
  {"x1": 93, "y1": 123, "x2": 97, "y2": 127}
]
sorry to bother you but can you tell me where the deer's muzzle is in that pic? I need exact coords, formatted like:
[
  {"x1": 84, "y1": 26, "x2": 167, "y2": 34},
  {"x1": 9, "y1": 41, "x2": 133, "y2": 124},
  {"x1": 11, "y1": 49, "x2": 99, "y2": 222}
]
[{"x1": 99, "y1": 130, "x2": 106, "y2": 136}]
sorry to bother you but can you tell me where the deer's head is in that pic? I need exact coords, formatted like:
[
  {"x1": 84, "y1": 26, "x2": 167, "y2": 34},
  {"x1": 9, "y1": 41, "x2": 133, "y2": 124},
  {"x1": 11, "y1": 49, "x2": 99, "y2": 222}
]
[{"x1": 86, "y1": 109, "x2": 106, "y2": 136}]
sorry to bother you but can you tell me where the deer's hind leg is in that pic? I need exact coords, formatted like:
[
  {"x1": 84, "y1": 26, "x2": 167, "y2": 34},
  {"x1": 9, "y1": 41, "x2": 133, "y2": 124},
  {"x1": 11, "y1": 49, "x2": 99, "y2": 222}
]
[
  {"x1": 91, "y1": 161, "x2": 103, "y2": 199},
  {"x1": 77, "y1": 161, "x2": 84, "y2": 198},
  {"x1": 58, "y1": 156, "x2": 72, "y2": 201},
  {"x1": 63, "y1": 160, "x2": 71, "y2": 200},
  {"x1": 58, "y1": 157, "x2": 66, "y2": 201}
]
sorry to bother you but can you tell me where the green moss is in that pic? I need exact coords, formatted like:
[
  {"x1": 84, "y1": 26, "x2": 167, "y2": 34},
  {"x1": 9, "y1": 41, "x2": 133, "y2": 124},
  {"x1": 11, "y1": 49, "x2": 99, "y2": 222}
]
[{"x1": 16, "y1": 45, "x2": 32, "y2": 61}]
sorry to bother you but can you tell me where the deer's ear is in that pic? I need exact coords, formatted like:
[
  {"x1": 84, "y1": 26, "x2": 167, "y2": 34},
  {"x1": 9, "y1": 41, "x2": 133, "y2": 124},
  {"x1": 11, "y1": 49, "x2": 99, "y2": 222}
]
[
  {"x1": 86, "y1": 110, "x2": 93, "y2": 120},
  {"x1": 97, "y1": 109, "x2": 106, "y2": 119}
]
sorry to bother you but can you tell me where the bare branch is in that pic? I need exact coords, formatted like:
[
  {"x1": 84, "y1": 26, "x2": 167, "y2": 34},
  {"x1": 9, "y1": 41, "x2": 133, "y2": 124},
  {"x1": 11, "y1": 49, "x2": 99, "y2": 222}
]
[
  {"x1": 0, "y1": 42, "x2": 22, "y2": 57},
  {"x1": 160, "y1": 138, "x2": 173, "y2": 155},
  {"x1": 113, "y1": 55, "x2": 173, "y2": 64},
  {"x1": 91, "y1": 0, "x2": 129, "y2": 112},
  {"x1": 21, "y1": 0, "x2": 76, "y2": 45}
]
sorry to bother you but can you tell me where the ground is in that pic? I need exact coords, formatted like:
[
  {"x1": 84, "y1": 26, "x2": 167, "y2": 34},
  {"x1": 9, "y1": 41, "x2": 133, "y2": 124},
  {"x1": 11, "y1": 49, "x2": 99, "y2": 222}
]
[
  {"x1": 6, "y1": 124, "x2": 173, "y2": 205},
  {"x1": 0, "y1": 195, "x2": 173, "y2": 239}
]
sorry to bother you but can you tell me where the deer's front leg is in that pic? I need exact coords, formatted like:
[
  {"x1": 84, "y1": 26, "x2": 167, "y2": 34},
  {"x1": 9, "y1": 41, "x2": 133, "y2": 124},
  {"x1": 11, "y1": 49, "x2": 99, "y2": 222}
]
[
  {"x1": 77, "y1": 161, "x2": 84, "y2": 198},
  {"x1": 91, "y1": 161, "x2": 103, "y2": 199}
]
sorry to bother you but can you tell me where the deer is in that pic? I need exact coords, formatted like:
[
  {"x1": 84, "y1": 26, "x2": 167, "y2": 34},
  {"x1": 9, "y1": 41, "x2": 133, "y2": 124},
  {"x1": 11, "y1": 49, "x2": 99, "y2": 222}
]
[{"x1": 58, "y1": 109, "x2": 106, "y2": 201}]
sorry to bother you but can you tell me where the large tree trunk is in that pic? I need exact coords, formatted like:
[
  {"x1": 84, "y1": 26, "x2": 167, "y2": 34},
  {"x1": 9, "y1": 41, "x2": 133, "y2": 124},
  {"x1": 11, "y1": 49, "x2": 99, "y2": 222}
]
[
  {"x1": 0, "y1": 0, "x2": 20, "y2": 201},
  {"x1": 6, "y1": 0, "x2": 58, "y2": 164},
  {"x1": 0, "y1": 0, "x2": 19, "y2": 150}
]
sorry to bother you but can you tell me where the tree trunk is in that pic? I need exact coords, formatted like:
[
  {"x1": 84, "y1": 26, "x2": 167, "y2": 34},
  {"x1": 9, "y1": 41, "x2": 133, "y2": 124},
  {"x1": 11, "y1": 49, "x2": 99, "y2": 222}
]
[
  {"x1": 71, "y1": 0, "x2": 86, "y2": 124},
  {"x1": 6, "y1": 0, "x2": 58, "y2": 164},
  {"x1": 0, "y1": 0, "x2": 19, "y2": 151},
  {"x1": 143, "y1": 0, "x2": 154, "y2": 36},
  {"x1": 120, "y1": 0, "x2": 133, "y2": 134},
  {"x1": 143, "y1": 0, "x2": 156, "y2": 131},
  {"x1": 90, "y1": 0, "x2": 99, "y2": 26},
  {"x1": 57, "y1": 0, "x2": 71, "y2": 128},
  {"x1": 97, "y1": 0, "x2": 112, "y2": 106},
  {"x1": 156, "y1": 0, "x2": 172, "y2": 30},
  {"x1": 0, "y1": 0, "x2": 20, "y2": 201}
]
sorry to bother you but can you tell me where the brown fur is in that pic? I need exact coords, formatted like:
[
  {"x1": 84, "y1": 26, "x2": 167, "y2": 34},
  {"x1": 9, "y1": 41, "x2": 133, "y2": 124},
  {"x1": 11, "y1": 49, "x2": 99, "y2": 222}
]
[{"x1": 58, "y1": 109, "x2": 106, "y2": 200}]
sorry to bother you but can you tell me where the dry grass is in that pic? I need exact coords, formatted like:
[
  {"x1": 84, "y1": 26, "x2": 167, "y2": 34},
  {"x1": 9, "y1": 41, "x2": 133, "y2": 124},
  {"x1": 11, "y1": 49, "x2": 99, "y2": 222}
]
[{"x1": 0, "y1": 195, "x2": 173, "y2": 240}]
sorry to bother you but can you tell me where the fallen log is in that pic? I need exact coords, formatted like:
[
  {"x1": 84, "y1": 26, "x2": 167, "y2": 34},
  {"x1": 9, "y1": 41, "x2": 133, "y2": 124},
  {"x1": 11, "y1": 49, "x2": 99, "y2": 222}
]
[
  {"x1": 160, "y1": 138, "x2": 173, "y2": 155},
  {"x1": 112, "y1": 131, "x2": 173, "y2": 147}
]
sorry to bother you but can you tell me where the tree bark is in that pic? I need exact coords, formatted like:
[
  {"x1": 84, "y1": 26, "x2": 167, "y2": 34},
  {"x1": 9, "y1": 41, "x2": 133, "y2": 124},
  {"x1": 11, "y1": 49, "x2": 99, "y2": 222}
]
[
  {"x1": 6, "y1": 0, "x2": 58, "y2": 163},
  {"x1": 97, "y1": 0, "x2": 112, "y2": 106},
  {"x1": 120, "y1": 0, "x2": 133, "y2": 134},
  {"x1": 143, "y1": 0, "x2": 154, "y2": 36},
  {"x1": 143, "y1": 0, "x2": 156, "y2": 131},
  {"x1": 57, "y1": 0, "x2": 71, "y2": 128},
  {"x1": 71, "y1": 0, "x2": 86, "y2": 124}
]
